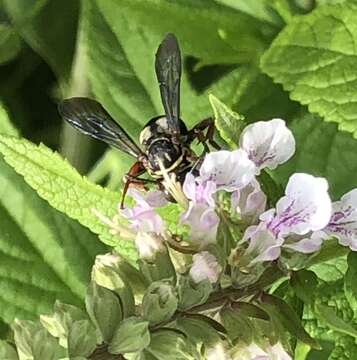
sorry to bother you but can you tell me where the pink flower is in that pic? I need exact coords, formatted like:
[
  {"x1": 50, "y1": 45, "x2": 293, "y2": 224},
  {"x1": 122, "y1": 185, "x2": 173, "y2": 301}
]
[
  {"x1": 120, "y1": 189, "x2": 166, "y2": 234},
  {"x1": 181, "y1": 174, "x2": 219, "y2": 247}
]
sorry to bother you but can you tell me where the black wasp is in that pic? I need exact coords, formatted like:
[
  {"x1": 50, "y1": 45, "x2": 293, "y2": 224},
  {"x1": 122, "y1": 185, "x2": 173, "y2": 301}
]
[{"x1": 59, "y1": 34, "x2": 219, "y2": 207}]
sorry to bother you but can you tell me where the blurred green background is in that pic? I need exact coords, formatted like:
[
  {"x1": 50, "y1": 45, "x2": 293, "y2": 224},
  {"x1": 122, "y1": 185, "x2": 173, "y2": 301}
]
[{"x1": 0, "y1": 0, "x2": 316, "y2": 190}]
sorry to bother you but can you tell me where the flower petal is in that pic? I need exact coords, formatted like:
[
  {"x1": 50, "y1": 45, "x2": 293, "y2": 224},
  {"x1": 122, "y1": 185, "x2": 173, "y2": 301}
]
[
  {"x1": 232, "y1": 179, "x2": 266, "y2": 223},
  {"x1": 267, "y1": 173, "x2": 331, "y2": 236},
  {"x1": 183, "y1": 173, "x2": 216, "y2": 206},
  {"x1": 283, "y1": 231, "x2": 325, "y2": 254},
  {"x1": 239, "y1": 118, "x2": 295, "y2": 173},
  {"x1": 199, "y1": 149, "x2": 256, "y2": 192},
  {"x1": 325, "y1": 188, "x2": 357, "y2": 251},
  {"x1": 189, "y1": 251, "x2": 222, "y2": 283},
  {"x1": 181, "y1": 203, "x2": 219, "y2": 247},
  {"x1": 244, "y1": 226, "x2": 283, "y2": 264},
  {"x1": 121, "y1": 189, "x2": 165, "y2": 233},
  {"x1": 135, "y1": 232, "x2": 165, "y2": 260}
]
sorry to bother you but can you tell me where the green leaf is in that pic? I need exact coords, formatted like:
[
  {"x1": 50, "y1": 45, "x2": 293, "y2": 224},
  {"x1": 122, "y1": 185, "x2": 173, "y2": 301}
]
[
  {"x1": 259, "y1": 293, "x2": 320, "y2": 349},
  {"x1": 0, "y1": 24, "x2": 22, "y2": 64},
  {"x1": 94, "y1": 0, "x2": 276, "y2": 127},
  {"x1": 344, "y1": 252, "x2": 357, "y2": 317},
  {"x1": 261, "y1": 2, "x2": 357, "y2": 137},
  {"x1": 291, "y1": 270, "x2": 318, "y2": 304},
  {"x1": 209, "y1": 94, "x2": 244, "y2": 149},
  {"x1": 315, "y1": 304, "x2": 357, "y2": 339},
  {"x1": 0, "y1": 154, "x2": 105, "y2": 324},
  {"x1": 85, "y1": 0, "x2": 157, "y2": 138},
  {"x1": 230, "y1": 301, "x2": 270, "y2": 320},
  {"x1": 0, "y1": 102, "x2": 19, "y2": 137},
  {"x1": 309, "y1": 255, "x2": 348, "y2": 282},
  {"x1": 272, "y1": 113, "x2": 357, "y2": 199},
  {"x1": 12, "y1": 319, "x2": 63, "y2": 360},
  {"x1": 214, "y1": 0, "x2": 282, "y2": 25},
  {"x1": 175, "y1": 317, "x2": 220, "y2": 347},
  {"x1": 67, "y1": 320, "x2": 97, "y2": 358},
  {"x1": 3, "y1": 0, "x2": 79, "y2": 84},
  {"x1": 143, "y1": 329, "x2": 198, "y2": 360},
  {"x1": 0, "y1": 341, "x2": 18, "y2": 360},
  {"x1": 108, "y1": 317, "x2": 150, "y2": 354},
  {"x1": 220, "y1": 308, "x2": 255, "y2": 344},
  {"x1": 40, "y1": 301, "x2": 87, "y2": 348},
  {"x1": 85, "y1": 283, "x2": 123, "y2": 343},
  {"x1": 303, "y1": 279, "x2": 357, "y2": 359},
  {"x1": 0, "y1": 135, "x2": 137, "y2": 261}
]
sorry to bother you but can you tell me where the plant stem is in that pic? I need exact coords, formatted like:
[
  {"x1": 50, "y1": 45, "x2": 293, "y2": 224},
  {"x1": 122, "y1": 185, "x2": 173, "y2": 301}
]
[{"x1": 89, "y1": 344, "x2": 124, "y2": 360}]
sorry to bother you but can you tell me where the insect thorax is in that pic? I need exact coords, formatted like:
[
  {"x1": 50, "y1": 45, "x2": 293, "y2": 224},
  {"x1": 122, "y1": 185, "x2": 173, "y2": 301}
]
[{"x1": 139, "y1": 116, "x2": 191, "y2": 178}]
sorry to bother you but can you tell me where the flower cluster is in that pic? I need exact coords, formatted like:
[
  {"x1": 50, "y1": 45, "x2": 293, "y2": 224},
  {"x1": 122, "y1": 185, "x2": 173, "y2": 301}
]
[
  {"x1": 88, "y1": 116, "x2": 357, "y2": 359},
  {"x1": 116, "y1": 118, "x2": 357, "y2": 274}
]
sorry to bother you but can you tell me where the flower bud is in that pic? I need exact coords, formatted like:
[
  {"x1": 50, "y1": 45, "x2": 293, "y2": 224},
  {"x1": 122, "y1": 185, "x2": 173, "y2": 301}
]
[
  {"x1": 138, "y1": 242, "x2": 176, "y2": 284},
  {"x1": 135, "y1": 231, "x2": 166, "y2": 260},
  {"x1": 40, "y1": 301, "x2": 87, "y2": 348},
  {"x1": 177, "y1": 276, "x2": 212, "y2": 310},
  {"x1": 142, "y1": 281, "x2": 178, "y2": 325},
  {"x1": 92, "y1": 253, "x2": 135, "y2": 317},
  {"x1": 189, "y1": 251, "x2": 222, "y2": 284},
  {"x1": 12, "y1": 319, "x2": 61, "y2": 360}
]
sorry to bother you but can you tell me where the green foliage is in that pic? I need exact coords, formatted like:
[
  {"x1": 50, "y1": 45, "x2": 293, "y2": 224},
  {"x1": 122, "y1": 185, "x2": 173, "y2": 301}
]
[
  {"x1": 108, "y1": 317, "x2": 150, "y2": 354},
  {"x1": 0, "y1": 106, "x2": 106, "y2": 324},
  {"x1": 0, "y1": 24, "x2": 22, "y2": 65},
  {"x1": 3, "y1": 0, "x2": 79, "y2": 85},
  {"x1": 85, "y1": 0, "x2": 157, "y2": 138},
  {"x1": 209, "y1": 94, "x2": 245, "y2": 149},
  {"x1": 304, "y1": 279, "x2": 357, "y2": 360},
  {"x1": 2, "y1": 0, "x2": 357, "y2": 358},
  {"x1": 345, "y1": 252, "x2": 357, "y2": 318},
  {"x1": 259, "y1": 293, "x2": 320, "y2": 349},
  {"x1": 0, "y1": 135, "x2": 137, "y2": 260},
  {"x1": 273, "y1": 113, "x2": 357, "y2": 199},
  {"x1": 261, "y1": 2, "x2": 357, "y2": 137}
]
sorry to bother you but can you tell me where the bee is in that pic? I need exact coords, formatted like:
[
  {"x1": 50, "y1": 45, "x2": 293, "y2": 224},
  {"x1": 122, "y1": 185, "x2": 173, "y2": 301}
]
[{"x1": 58, "y1": 34, "x2": 219, "y2": 207}]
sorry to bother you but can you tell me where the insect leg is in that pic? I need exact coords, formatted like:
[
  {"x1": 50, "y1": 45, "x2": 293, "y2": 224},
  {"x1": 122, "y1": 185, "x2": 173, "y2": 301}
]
[
  {"x1": 121, "y1": 161, "x2": 149, "y2": 209},
  {"x1": 188, "y1": 117, "x2": 220, "y2": 150}
]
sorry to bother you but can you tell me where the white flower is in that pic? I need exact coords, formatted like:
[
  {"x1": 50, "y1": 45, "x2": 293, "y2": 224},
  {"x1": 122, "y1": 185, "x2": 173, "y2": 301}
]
[
  {"x1": 239, "y1": 119, "x2": 295, "y2": 173},
  {"x1": 265, "y1": 173, "x2": 331, "y2": 237},
  {"x1": 243, "y1": 224, "x2": 284, "y2": 264},
  {"x1": 323, "y1": 188, "x2": 357, "y2": 251},
  {"x1": 199, "y1": 149, "x2": 256, "y2": 192},
  {"x1": 241, "y1": 173, "x2": 332, "y2": 263},
  {"x1": 189, "y1": 251, "x2": 222, "y2": 284},
  {"x1": 181, "y1": 173, "x2": 219, "y2": 247},
  {"x1": 121, "y1": 189, "x2": 166, "y2": 234},
  {"x1": 231, "y1": 179, "x2": 267, "y2": 224},
  {"x1": 135, "y1": 232, "x2": 166, "y2": 260}
]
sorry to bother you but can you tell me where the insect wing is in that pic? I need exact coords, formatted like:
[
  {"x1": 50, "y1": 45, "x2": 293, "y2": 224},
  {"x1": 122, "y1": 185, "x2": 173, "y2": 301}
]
[
  {"x1": 58, "y1": 97, "x2": 143, "y2": 158},
  {"x1": 155, "y1": 33, "x2": 181, "y2": 135}
]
